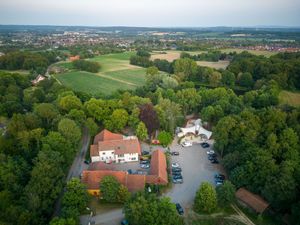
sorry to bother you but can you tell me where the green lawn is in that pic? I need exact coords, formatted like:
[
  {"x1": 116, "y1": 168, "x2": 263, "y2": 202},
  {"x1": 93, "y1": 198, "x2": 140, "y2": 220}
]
[
  {"x1": 279, "y1": 90, "x2": 300, "y2": 107},
  {"x1": 54, "y1": 71, "x2": 139, "y2": 95},
  {"x1": 53, "y1": 52, "x2": 147, "y2": 95}
]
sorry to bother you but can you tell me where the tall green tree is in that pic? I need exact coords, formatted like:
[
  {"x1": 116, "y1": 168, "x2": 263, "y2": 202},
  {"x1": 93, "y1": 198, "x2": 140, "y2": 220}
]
[
  {"x1": 124, "y1": 192, "x2": 183, "y2": 225},
  {"x1": 61, "y1": 178, "x2": 90, "y2": 219},
  {"x1": 216, "y1": 181, "x2": 236, "y2": 206},
  {"x1": 194, "y1": 182, "x2": 217, "y2": 214},
  {"x1": 58, "y1": 118, "x2": 81, "y2": 147},
  {"x1": 135, "y1": 122, "x2": 148, "y2": 141},
  {"x1": 99, "y1": 176, "x2": 121, "y2": 203}
]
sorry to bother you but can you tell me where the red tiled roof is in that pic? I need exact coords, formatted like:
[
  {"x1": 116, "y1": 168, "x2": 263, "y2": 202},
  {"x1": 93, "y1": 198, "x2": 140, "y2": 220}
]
[
  {"x1": 81, "y1": 170, "x2": 127, "y2": 189},
  {"x1": 236, "y1": 188, "x2": 269, "y2": 213},
  {"x1": 149, "y1": 150, "x2": 168, "y2": 184},
  {"x1": 81, "y1": 170, "x2": 145, "y2": 192},
  {"x1": 83, "y1": 149, "x2": 168, "y2": 193},
  {"x1": 90, "y1": 145, "x2": 98, "y2": 157},
  {"x1": 97, "y1": 139, "x2": 141, "y2": 155},
  {"x1": 91, "y1": 130, "x2": 141, "y2": 157},
  {"x1": 93, "y1": 129, "x2": 123, "y2": 144},
  {"x1": 89, "y1": 162, "x2": 115, "y2": 171},
  {"x1": 126, "y1": 174, "x2": 146, "y2": 192}
]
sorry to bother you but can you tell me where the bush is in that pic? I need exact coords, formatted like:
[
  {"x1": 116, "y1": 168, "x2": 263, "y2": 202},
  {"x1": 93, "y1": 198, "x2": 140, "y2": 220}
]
[
  {"x1": 73, "y1": 60, "x2": 100, "y2": 73},
  {"x1": 157, "y1": 131, "x2": 173, "y2": 147}
]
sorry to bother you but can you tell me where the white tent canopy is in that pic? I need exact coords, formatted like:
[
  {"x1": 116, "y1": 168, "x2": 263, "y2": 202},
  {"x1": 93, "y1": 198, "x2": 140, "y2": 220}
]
[{"x1": 177, "y1": 119, "x2": 212, "y2": 139}]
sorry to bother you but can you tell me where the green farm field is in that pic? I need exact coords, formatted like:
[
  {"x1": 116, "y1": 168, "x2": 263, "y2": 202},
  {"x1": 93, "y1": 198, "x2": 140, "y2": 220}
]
[
  {"x1": 54, "y1": 52, "x2": 147, "y2": 95},
  {"x1": 221, "y1": 48, "x2": 277, "y2": 57}
]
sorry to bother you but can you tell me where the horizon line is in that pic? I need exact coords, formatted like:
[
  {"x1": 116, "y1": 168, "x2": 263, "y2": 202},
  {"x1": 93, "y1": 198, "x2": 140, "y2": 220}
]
[{"x1": 1, "y1": 24, "x2": 300, "y2": 29}]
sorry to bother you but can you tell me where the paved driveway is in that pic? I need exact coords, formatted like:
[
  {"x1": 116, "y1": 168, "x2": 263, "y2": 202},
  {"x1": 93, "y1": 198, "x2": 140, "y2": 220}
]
[{"x1": 165, "y1": 138, "x2": 223, "y2": 210}]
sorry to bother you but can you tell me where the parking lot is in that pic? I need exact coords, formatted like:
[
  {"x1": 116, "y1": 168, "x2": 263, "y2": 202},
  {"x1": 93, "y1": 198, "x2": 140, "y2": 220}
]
[{"x1": 165, "y1": 138, "x2": 223, "y2": 209}]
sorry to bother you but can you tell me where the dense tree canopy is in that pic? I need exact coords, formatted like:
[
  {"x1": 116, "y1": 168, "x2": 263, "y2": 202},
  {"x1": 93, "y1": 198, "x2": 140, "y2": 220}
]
[{"x1": 124, "y1": 192, "x2": 183, "y2": 225}]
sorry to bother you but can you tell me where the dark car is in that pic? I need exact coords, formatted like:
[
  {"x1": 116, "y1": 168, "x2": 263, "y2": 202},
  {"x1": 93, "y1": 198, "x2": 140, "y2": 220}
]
[
  {"x1": 173, "y1": 178, "x2": 183, "y2": 184},
  {"x1": 84, "y1": 159, "x2": 90, "y2": 164},
  {"x1": 176, "y1": 203, "x2": 184, "y2": 215},
  {"x1": 208, "y1": 153, "x2": 217, "y2": 160},
  {"x1": 214, "y1": 173, "x2": 225, "y2": 180},
  {"x1": 171, "y1": 151, "x2": 179, "y2": 156},
  {"x1": 142, "y1": 151, "x2": 150, "y2": 155},
  {"x1": 172, "y1": 167, "x2": 182, "y2": 172},
  {"x1": 172, "y1": 171, "x2": 182, "y2": 176},
  {"x1": 211, "y1": 158, "x2": 219, "y2": 164},
  {"x1": 173, "y1": 174, "x2": 183, "y2": 179},
  {"x1": 127, "y1": 169, "x2": 133, "y2": 174},
  {"x1": 140, "y1": 160, "x2": 150, "y2": 164},
  {"x1": 121, "y1": 219, "x2": 129, "y2": 225},
  {"x1": 201, "y1": 142, "x2": 210, "y2": 148}
]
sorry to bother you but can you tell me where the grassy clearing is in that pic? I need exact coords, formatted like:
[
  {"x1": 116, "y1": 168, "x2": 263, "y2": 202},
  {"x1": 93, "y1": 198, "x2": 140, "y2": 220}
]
[
  {"x1": 54, "y1": 52, "x2": 147, "y2": 95},
  {"x1": 279, "y1": 90, "x2": 300, "y2": 107},
  {"x1": 150, "y1": 50, "x2": 206, "y2": 62},
  {"x1": 185, "y1": 208, "x2": 246, "y2": 225},
  {"x1": 0, "y1": 69, "x2": 30, "y2": 75},
  {"x1": 102, "y1": 68, "x2": 146, "y2": 86},
  {"x1": 88, "y1": 197, "x2": 122, "y2": 215},
  {"x1": 54, "y1": 71, "x2": 138, "y2": 95},
  {"x1": 196, "y1": 60, "x2": 230, "y2": 70},
  {"x1": 221, "y1": 48, "x2": 276, "y2": 57}
]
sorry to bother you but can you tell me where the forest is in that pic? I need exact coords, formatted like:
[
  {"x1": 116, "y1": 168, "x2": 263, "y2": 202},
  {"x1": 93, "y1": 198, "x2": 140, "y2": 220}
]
[{"x1": 0, "y1": 47, "x2": 300, "y2": 224}]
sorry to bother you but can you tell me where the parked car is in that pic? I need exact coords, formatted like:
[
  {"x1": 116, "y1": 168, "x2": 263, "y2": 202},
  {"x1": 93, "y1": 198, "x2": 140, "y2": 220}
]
[
  {"x1": 176, "y1": 203, "x2": 184, "y2": 215},
  {"x1": 214, "y1": 173, "x2": 225, "y2": 180},
  {"x1": 181, "y1": 141, "x2": 192, "y2": 147},
  {"x1": 206, "y1": 150, "x2": 215, "y2": 155},
  {"x1": 208, "y1": 153, "x2": 217, "y2": 160},
  {"x1": 201, "y1": 142, "x2": 210, "y2": 148},
  {"x1": 173, "y1": 174, "x2": 183, "y2": 179},
  {"x1": 140, "y1": 160, "x2": 150, "y2": 164},
  {"x1": 172, "y1": 171, "x2": 182, "y2": 176},
  {"x1": 211, "y1": 158, "x2": 219, "y2": 164},
  {"x1": 140, "y1": 164, "x2": 150, "y2": 169},
  {"x1": 171, "y1": 162, "x2": 180, "y2": 168},
  {"x1": 121, "y1": 219, "x2": 129, "y2": 225},
  {"x1": 173, "y1": 178, "x2": 183, "y2": 184},
  {"x1": 171, "y1": 151, "x2": 179, "y2": 156},
  {"x1": 127, "y1": 169, "x2": 133, "y2": 174},
  {"x1": 215, "y1": 180, "x2": 224, "y2": 186},
  {"x1": 84, "y1": 159, "x2": 90, "y2": 164},
  {"x1": 142, "y1": 150, "x2": 150, "y2": 155},
  {"x1": 172, "y1": 167, "x2": 182, "y2": 172}
]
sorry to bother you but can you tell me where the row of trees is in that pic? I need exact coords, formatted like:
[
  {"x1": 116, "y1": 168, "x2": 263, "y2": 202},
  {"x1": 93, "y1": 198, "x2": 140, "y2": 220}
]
[
  {"x1": 72, "y1": 59, "x2": 101, "y2": 73},
  {"x1": 0, "y1": 51, "x2": 65, "y2": 74}
]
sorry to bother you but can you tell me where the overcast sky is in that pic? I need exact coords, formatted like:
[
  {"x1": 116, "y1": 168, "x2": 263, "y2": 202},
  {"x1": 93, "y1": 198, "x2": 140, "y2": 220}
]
[{"x1": 0, "y1": 0, "x2": 299, "y2": 27}]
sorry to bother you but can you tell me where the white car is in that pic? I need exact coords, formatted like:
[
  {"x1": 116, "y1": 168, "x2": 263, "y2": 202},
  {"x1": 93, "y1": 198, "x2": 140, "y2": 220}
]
[
  {"x1": 207, "y1": 150, "x2": 215, "y2": 155},
  {"x1": 181, "y1": 141, "x2": 192, "y2": 147},
  {"x1": 171, "y1": 162, "x2": 180, "y2": 168}
]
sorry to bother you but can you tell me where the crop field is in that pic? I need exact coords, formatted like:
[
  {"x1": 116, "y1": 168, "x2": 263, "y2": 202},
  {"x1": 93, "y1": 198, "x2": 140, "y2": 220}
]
[
  {"x1": 221, "y1": 48, "x2": 277, "y2": 57},
  {"x1": 196, "y1": 60, "x2": 230, "y2": 69},
  {"x1": 150, "y1": 50, "x2": 206, "y2": 62},
  {"x1": 279, "y1": 90, "x2": 300, "y2": 107},
  {"x1": 54, "y1": 52, "x2": 147, "y2": 95}
]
